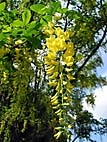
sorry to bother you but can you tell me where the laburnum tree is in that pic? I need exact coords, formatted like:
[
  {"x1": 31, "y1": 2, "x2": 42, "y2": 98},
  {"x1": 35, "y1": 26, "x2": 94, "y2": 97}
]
[{"x1": 0, "y1": 0, "x2": 107, "y2": 142}]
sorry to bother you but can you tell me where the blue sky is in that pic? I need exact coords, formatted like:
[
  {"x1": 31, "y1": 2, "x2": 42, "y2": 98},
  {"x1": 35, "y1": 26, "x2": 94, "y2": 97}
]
[
  {"x1": 83, "y1": 49, "x2": 107, "y2": 142},
  {"x1": 84, "y1": 86, "x2": 107, "y2": 141},
  {"x1": 97, "y1": 49, "x2": 107, "y2": 75}
]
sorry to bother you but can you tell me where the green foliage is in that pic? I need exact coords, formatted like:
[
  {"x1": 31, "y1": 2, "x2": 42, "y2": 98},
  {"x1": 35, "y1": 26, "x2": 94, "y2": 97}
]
[
  {"x1": 30, "y1": 4, "x2": 46, "y2": 14},
  {"x1": 22, "y1": 9, "x2": 31, "y2": 25},
  {"x1": 0, "y1": 2, "x2": 6, "y2": 12},
  {"x1": 0, "y1": 0, "x2": 107, "y2": 142},
  {"x1": 12, "y1": 19, "x2": 24, "y2": 27}
]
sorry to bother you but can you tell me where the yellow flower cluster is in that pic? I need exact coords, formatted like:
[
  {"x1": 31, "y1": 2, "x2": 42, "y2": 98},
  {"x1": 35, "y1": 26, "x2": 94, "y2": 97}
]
[
  {"x1": 43, "y1": 22, "x2": 75, "y2": 139},
  {"x1": 44, "y1": 22, "x2": 74, "y2": 92}
]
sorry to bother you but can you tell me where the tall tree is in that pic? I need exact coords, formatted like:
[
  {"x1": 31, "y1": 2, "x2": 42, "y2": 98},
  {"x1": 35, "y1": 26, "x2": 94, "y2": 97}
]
[{"x1": 0, "y1": 0, "x2": 107, "y2": 142}]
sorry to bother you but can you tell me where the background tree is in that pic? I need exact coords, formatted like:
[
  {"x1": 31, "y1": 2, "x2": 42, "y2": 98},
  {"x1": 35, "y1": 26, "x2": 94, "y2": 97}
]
[{"x1": 0, "y1": 0, "x2": 107, "y2": 142}]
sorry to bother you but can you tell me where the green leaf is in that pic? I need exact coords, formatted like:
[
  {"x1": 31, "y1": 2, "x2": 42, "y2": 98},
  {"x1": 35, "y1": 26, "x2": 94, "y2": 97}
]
[
  {"x1": 28, "y1": 37, "x2": 41, "y2": 49},
  {"x1": 0, "y1": 2, "x2": 6, "y2": 12},
  {"x1": 60, "y1": 8, "x2": 68, "y2": 13},
  {"x1": 51, "y1": 1, "x2": 61, "y2": 11},
  {"x1": 12, "y1": 29, "x2": 24, "y2": 36},
  {"x1": 43, "y1": 15, "x2": 52, "y2": 22},
  {"x1": 30, "y1": 4, "x2": 46, "y2": 15},
  {"x1": 28, "y1": 21, "x2": 36, "y2": 29},
  {"x1": 12, "y1": 20, "x2": 24, "y2": 27},
  {"x1": 40, "y1": 15, "x2": 52, "y2": 26},
  {"x1": 0, "y1": 33, "x2": 6, "y2": 41},
  {"x1": 67, "y1": 10, "x2": 80, "y2": 20},
  {"x1": 45, "y1": 2, "x2": 61, "y2": 15},
  {"x1": 22, "y1": 9, "x2": 31, "y2": 25}
]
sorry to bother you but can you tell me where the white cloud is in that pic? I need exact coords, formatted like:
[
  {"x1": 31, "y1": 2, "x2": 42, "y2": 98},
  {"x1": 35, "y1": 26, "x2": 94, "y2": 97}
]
[
  {"x1": 84, "y1": 86, "x2": 107, "y2": 119},
  {"x1": 102, "y1": 71, "x2": 107, "y2": 78}
]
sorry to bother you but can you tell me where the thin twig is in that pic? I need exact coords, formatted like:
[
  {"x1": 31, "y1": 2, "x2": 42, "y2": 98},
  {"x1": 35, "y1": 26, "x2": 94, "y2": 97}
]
[
  {"x1": 74, "y1": 26, "x2": 107, "y2": 78},
  {"x1": 72, "y1": 134, "x2": 80, "y2": 142},
  {"x1": 64, "y1": 0, "x2": 71, "y2": 31}
]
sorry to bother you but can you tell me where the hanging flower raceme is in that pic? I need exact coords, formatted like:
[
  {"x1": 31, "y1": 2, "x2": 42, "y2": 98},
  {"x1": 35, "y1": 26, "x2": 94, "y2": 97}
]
[{"x1": 43, "y1": 21, "x2": 75, "y2": 140}]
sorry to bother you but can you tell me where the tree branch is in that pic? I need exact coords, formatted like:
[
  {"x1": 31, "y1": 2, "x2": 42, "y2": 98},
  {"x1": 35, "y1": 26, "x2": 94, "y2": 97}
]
[
  {"x1": 74, "y1": 26, "x2": 107, "y2": 78},
  {"x1": 72, "y1": 134, "x2": 80, "y2": 142},
  {"x1": 64, "y1": 0, "x2": 71, "y2": 32}
]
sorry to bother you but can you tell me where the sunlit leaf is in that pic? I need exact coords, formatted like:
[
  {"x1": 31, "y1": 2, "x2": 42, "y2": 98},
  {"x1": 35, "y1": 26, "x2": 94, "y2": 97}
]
[
  {"x1": 30, "y1": 4, "x2": 46, "y2": 15},
  {"x1": 12, "y1": 20, "x2": 24, "y2": 27},
  {"x1": 0, "y1": 2, "x2": 6, "y2": 12},
  {"x1": 22, "y1": 9, "x2": 31, "y2": 25}
]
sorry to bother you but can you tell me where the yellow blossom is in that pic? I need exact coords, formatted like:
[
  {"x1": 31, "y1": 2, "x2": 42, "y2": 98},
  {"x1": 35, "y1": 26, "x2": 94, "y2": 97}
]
[
  {"x1": 63, "y1": 96, "x2": 72, "y2": 102},
  {"x1": 67, "y1": 74, "x2": 75, "y2": 80},
  {"x1": 46, "y1": 66, "x2": 55, "y2": 75},
  {"x1": 55, "y1": 38, "x2": 66, "y2": 50},
  {"x1": 46, "y1": 36, "x2": 55, "y2": 49},
  {"x1": 15, "y1": 48, "x2": 20, "y2": 54},
  {"x1": 65, "y1": 68, "x2": 73, "y2": 72},
  {"x1": 60, "y1": 89, "x2": 63, "y2": 94},
  {"x1": 63, "y1": 31, "x2": 70, "y2": 40},
  {"x1": 48, "y1": 21, "x2": 54, "y2": 28},
  {"x1": 55, "y1": 27, "x2": 63, "y2": 37},
  {"x1": 66, "y1": 82, "x2": 73, "y2": 93},
  {"x1": 44, "y1": 28, "x2": 54, "y2": 35},
  {"x1": 68, "y1": 125, "x2": 72, "y2": 129},
  {"x1": 52, "y1": 104, "x2": 60, "y2": 109},
  {"x1": 63, "y1": 96, "x2": 68, "y2": 100},
  {"x1": 46, "y1": 65, "x2": 53, "y2": 69},
  {"x1": 3, "y1": 72, "x2": 7, "y2": 80},
  {"x1": 54, "y1": 131, "x2": 62, "y2": 139},
  {"x1": 63, "y1": 81, "x2": 67, "y2": 85},
  {"x1": 59, "y1": 73, "x2": 63, "y2": 79},
  {"x1": 56, "y1": 82, "x2": 61, "y2": 92},
  {"x1": 46, "y1": 38, "x2": 59, "y2": 53},
  {"x1": 43, "y1": 22, "x2": 54, "y2": 35},
  {"x1": 55, "y1": 109, "x2": 62, "y2": 114},
  {"x1": 43, "y1": 22, "x2": 75, "y2": 133},
  {"x1": 48, "y1": 81, "x2": 57, "y2": 87},
  {"x1": 51, "y1": 94, "x2": 58, "y2": 103},
  {"x1": 66, "y1": 62, "x2": 74, "y2": 66},
  {"x1": 68, "y1": 42, "x2": 74, "y2": 48},
  {"x1": 51, "y1": 99, "x2": 59, "y2": 106},
  {"x1": 64, "y1": 56, "x2": 74, "y2": 66},
  {"x1": 64, "y1": 42, "x2": 74, "y2": 57},
  {"x1": 49, "y1": 72, "x2": 58, "y2": 80},
  {"x1": 45, "y1": 51, "x2": 56, "y2": 60},
  {"x1": 51, "y1": 60, "x2": 59, "y2": 65},
  {"x1": 15, "y1": 40, "x2": 23, "y2": 45},
  {"x1": 62, "y1": 103, "x2": 69, "y2": 106}
]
